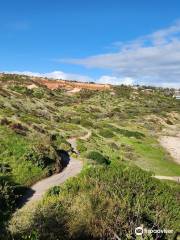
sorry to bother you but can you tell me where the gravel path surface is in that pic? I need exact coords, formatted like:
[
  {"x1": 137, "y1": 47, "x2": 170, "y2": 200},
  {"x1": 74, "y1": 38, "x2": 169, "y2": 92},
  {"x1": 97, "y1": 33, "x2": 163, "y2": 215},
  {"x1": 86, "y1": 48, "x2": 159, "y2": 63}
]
[{"x1": 21, "y1": 158, "x2": 82, "y2": 204}]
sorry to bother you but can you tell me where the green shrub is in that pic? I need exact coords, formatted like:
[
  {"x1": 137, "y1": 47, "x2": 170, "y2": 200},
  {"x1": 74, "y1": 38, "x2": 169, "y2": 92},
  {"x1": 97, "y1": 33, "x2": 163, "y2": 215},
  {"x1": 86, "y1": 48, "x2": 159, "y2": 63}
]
[
  {"x1": 25, "y1": 144, "x2": 56, "y2": 169},
  {"x1": 113, "y1": 85, "x2": 132, "y2": 98},
  {"x1": 76, "y1": 139, "x2": 87, "y2": 153},
  {"x1": 46, "y1": 186, "x2": 61, "y2": 197},
  {"x1": 21, "y1": 230, "x2": 40, "y2": 240},
  {"x1": 99, "y1": 128, "x2": 114, "y2": 138},
  {"x1": 51, "y1": 134, "x2": 71, "y2": 152},
  {"x1": 80, "y1": 119, "x2": 93, "y2": 128},
  {"x1": 9, "y1": 85, "x2": 32, "y2": 95},
  {"x1": 0, "y1": 176, "x2": 20, "y2": 226},
  {"x1": 108, "y1": 125, "x2": 145, "y2": 139},
  {"x1": 109, "y1": 142, "x2": 120, "y2": 150},
  {"x1": 86, "y1": 151, "x2": 111, "y2": 165},
  {"x1": 32, "y1": 88, "x2": 45, "y2": 99}
]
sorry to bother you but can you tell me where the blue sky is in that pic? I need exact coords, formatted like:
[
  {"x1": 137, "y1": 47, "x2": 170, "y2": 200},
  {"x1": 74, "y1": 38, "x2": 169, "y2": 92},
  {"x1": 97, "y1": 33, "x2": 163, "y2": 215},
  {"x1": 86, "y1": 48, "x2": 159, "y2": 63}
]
[{"x1": 1, "y1": 0, "x2": 180, "y2": 87}]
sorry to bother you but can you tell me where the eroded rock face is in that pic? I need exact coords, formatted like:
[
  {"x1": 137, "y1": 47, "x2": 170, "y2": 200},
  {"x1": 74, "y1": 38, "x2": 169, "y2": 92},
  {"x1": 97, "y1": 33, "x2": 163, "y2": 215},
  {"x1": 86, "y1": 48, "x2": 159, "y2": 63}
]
[{"x1": 35, "y1": 78, "x2": 110, "y2": 91}]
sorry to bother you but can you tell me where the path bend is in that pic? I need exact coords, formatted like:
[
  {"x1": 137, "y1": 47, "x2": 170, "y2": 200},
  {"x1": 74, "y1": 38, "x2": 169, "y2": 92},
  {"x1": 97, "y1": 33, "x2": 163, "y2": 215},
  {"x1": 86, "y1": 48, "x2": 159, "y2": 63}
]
[{"x1": 20, "y1": 129, "x2": 91, "y2": 207}]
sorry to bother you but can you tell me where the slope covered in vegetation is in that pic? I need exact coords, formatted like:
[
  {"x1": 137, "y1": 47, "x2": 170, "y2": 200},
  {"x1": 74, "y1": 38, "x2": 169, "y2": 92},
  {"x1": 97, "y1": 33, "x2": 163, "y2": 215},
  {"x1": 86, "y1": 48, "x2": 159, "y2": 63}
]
[
  {"x1": 0, "y1": 74, "x2": 180, "y2": 239},
  {"x1": 9, "y1": 164, "x2": 180, "y2": 240}
]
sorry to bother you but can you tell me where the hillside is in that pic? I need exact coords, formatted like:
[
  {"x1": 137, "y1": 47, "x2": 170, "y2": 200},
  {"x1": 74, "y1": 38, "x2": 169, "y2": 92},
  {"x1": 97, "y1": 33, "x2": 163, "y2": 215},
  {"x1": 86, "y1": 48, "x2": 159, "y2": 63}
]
[
  {"x1": 0, "y1": 73, "x2": 180, "y2": 239},
  {"x1": 0, "y1": 73, "x2": 110, "y2": 91}
]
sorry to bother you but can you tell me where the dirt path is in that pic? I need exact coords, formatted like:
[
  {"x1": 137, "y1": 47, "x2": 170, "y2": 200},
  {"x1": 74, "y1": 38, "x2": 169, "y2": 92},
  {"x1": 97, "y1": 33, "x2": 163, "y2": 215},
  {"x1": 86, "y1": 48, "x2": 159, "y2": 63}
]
[
  {"x1": 20, "y1": 158, "x2": 83, "y2": 205},
  {"x1": 154, "y1": 175, "x2": 180, "y2": 182},
  {"x1": 20, "y1": 129, "x2": 91, "y2": 207},
  {"x1": 68, "y1": 128, "x2": 91, "y2": 153}
]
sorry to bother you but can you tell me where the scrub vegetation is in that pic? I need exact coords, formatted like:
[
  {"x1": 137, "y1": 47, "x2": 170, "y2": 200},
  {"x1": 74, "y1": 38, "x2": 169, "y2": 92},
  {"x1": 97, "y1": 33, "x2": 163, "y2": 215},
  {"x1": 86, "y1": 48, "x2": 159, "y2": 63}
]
[{"x1": 0, "y1": 74, "x2": 180, "y2": 239}]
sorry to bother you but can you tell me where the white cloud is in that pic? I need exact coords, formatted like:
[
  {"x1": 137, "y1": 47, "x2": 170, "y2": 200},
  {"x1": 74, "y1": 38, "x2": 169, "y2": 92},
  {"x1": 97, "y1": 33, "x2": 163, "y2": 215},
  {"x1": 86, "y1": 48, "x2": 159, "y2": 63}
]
[
  {"x1": 5, "y1": 22, "x2": 180, "y2": 88},
  {"x1": 6, "y1": 70, "x2": 135, "y2": 86},
  {"x1": 61, "y1": 21, "x2": 180, "y2": 88},
  {"x1": 8, "y1": 70, "x2": 94, "y2": 83},
  {"x1": 97, "y1": 76, "x2": 134, "y2": 85}
]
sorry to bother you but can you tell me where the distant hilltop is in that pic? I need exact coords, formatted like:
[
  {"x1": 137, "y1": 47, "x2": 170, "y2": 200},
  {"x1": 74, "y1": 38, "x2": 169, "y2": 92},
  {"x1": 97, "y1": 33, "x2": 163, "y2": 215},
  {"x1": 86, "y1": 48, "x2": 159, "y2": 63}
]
[
  {"x1": 33, "y1": 78, "x2": 111, "y2": 91},
  {"x1": 0, "y1": 73, "x2": 111, "y2": 91}
]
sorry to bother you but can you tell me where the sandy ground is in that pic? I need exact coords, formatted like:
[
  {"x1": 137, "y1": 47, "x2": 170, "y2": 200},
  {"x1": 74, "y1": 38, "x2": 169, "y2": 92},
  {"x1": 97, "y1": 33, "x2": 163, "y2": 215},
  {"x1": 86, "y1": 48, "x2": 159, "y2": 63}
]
[
  {"x1": 155, "y1": 125, "x2": 180, "y2": 182},
  {"x1": 67, "y1": 87, "x2": 81, "y2": 94},
  {"x1": 159, "y1": 135, "x2": 180, "y2": 164}
]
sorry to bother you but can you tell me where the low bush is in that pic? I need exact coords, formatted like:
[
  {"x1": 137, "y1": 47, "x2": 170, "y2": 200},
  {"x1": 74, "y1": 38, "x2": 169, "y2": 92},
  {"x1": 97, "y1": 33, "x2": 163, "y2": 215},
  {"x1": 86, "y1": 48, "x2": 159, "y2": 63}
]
[
  {"x1": 80, "y1": 119, "x2": 93, "y2": 128},
  {"x1": 11, "y1": 123, "x2": 29, "y2": 136},
  {"x1": 109, "y1": 142, "x2": 120, "y2": 150},
  {"x1": 76, "y1": 139, "x2": 87, "y2": 153},
  {"x1": 9, "y1": 85, "x2": 32, "y2": 95},
  {"x1": 99, "y1": 128, "x2": 114, "y2": 138},
  {"x1": 25, "y1": 144, "x2": 56, "y2": 169},
  {"x1": 113, "y1": 85, "x2": 132, "y2": 98},
  {"x1": 0, "y1": 117, "x2": 11, "y2": 126},
  {"x1": 32, "y1": 88, "x2": 45, "y2": 99},
  {"x1": 108, "y1": 125, "x2": 145, "y2": 139},
  {"x1": 51, "y1": 134, "x2": 72, "y2": 152},
  {"x1": 0, "y1": 176, "x2": 21, "y2": 228},
  {"x1": 86, "y1": 151, "x2": 111, "y2": 165},
  {"x1": 0, "y1": 163, "x2": 12, "y2": 174},
  {"x1": 46, "y1": 186, "x2": 61, "y2": 197}
]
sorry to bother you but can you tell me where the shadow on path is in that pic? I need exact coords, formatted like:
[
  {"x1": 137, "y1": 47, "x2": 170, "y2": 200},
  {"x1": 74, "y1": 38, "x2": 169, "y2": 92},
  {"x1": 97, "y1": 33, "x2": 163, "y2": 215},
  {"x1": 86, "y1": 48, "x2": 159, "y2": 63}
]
[
  {"x1": 57, "y1": 150, "x2": 70, "y2": 168},
  {"x1": 17, "y1": 188, "x2": 35, "y2": 208},
  {"x1": 17, "y1": 129, "x2": 91, "y2": 209},
  {"x1": 18, "y1": 150, "x2": 71, "y2": 208}
]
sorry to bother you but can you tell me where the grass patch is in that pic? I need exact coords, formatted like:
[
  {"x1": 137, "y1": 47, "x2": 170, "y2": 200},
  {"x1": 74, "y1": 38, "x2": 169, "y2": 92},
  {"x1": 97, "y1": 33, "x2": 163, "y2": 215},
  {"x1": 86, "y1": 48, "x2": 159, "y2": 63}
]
[
  {"x1": 116, "y1": 134, "x2": 180, "y2": 176},
  {"x1": 0, "y1": 125, "x2": 46, "y2": 185}
]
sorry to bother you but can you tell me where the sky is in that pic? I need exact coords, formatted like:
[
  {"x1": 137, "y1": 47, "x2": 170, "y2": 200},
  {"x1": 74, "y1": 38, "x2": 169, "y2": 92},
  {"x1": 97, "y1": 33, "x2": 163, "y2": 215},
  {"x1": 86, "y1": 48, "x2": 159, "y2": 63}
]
[{"x1": 0, "y1": 0, "x2": 180, "y2": 87}]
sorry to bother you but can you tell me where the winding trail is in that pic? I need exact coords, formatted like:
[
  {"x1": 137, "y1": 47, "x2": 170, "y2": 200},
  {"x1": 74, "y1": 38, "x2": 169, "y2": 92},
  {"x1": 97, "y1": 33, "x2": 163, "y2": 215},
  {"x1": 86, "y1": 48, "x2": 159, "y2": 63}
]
[
  {"x1": 68, "y1": 128, "x2": 91, "y2": 153},
  {"x1": 20, "y1": 129, "x2": 91, "y2": 207},
  {"x1": 19, "y1": 122, "x2": 180, "y2": 206}
]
